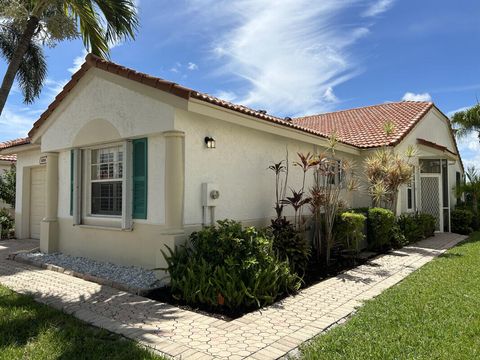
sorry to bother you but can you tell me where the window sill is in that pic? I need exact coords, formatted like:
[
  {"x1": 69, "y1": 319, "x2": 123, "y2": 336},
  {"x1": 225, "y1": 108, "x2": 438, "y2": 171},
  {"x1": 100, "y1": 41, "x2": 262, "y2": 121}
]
[{"x1": 76, "y1": 224, "x2": 133, "y2": 232}]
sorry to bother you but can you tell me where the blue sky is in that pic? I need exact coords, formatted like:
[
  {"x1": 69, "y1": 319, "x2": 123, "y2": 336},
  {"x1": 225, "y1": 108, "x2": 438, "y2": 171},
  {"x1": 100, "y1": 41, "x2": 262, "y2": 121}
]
[{"x1": 1, "y1": 0, "x2": 479, "y2": 167}]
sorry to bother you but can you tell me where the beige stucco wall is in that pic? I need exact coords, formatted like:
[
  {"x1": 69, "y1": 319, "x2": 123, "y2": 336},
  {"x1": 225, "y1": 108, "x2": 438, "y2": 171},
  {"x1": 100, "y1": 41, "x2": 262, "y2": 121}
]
[{"x1": 175, "y1": 108, "x2": 359, "y2": 228}]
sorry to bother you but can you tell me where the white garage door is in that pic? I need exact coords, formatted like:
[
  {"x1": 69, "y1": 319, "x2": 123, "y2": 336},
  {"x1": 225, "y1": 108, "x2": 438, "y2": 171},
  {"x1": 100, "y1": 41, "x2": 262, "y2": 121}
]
[{"x1": 30, "y1": 166, "x2": 46, "y2": 239}]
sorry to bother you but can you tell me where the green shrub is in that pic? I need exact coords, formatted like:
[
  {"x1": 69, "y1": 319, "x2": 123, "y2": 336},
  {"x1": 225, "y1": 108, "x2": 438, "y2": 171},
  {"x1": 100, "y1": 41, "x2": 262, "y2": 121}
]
[
  {"x1": 451, "y1": 209, "x2": 473, "y2": 235},
  {"x1": 368, "y1": 208, "x2": 396, "y2": 251},
  {"x1": 390, "y1": 223, "x2": 407, "y2": 249},
  {"x1": 269, "y1": 217, "x2": 310, "y2": 275},
  {"x1": 162, "y1": 219, "x2": 301, "y2": 310},
  {"x1": 0, "y1": 208, "x2": 13, "y2": 239},
  {"x1": 417, "y1": 213, "x2": 436, "y2": 238},
  {"x1": 397, "y1": 213, "x2": 424, "y2": 244},
  {"x1": 335, "y1": 212, "x2": 366, "y2": 255}
]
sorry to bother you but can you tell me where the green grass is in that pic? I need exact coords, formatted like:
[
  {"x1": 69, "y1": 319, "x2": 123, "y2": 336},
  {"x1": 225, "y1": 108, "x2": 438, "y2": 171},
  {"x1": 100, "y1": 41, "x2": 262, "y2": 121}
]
[
  {"x1": 0, "y1": 285, "x2": 165, "y2": 359},
  {"x1": 300, "y1": 232, "x2": 480, "y2": 360}
]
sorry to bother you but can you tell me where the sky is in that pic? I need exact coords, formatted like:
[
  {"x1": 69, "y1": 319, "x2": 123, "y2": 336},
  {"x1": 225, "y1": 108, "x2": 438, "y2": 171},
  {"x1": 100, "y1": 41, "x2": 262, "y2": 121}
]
[{"x1": 0, "y1": 0, "x2": 479, "y2": 167}]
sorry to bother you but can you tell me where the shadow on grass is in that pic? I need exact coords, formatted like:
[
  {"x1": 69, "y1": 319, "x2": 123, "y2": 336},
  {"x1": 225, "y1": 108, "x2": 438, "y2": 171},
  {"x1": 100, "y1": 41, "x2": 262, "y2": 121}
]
[{"x1": 0, "y1": 286, "x2": 165, "y2": 359}]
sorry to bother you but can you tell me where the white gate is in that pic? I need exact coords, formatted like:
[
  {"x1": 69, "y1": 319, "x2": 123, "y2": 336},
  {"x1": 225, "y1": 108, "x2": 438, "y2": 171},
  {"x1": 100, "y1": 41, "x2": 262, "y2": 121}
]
[{"x1": 420, "y1": 174, "x2": 442, "y2": 232}]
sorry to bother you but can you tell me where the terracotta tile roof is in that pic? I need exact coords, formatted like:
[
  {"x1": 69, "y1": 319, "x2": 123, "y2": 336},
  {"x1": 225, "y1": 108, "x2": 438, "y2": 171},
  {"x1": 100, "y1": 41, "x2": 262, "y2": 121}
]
[
  {"x1": 29, "y1": 54, "x2": 335, "y2": 144},
  {"x1": 0, "y1": 154, "x2": 16, "y2": 162},
  {"x1": 293, "y1": 101, "x2": 434, "y2": 148},
  {"x1": 0, "y1": 137, "x2": 30, "y2": 150}
]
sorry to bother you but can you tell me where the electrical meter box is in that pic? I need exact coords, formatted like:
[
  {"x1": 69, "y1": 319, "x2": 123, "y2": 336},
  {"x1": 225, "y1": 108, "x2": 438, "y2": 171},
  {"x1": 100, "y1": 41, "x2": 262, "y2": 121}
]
[{"x1": 202, "y1": 183, "x2": 220, "y2": 206}]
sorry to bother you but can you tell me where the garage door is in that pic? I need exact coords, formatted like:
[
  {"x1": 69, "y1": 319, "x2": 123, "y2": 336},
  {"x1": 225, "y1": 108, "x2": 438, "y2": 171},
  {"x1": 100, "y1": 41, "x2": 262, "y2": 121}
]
[{"x1": 30, "y1": 166, "x2": 46, "y2": 239}]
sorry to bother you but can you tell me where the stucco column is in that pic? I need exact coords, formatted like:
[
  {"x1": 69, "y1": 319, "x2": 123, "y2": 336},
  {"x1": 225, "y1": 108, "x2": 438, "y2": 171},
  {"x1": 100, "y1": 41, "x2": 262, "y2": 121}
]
[
  {"x1": 164, "y1": 131, "x2": 185, "y2": 231},
  {"x1": 40, "y1": 152, "x2": 59, "y2": 253}
]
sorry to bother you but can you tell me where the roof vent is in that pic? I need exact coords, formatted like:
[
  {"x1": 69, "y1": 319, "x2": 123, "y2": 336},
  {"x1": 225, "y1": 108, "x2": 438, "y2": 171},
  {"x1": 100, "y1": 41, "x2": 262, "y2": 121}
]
[
  {"x1": 257, "y1": 109, "x2": 267, "y2": 114},
  {"x1": 284, "y1": 116, "x2": 292, "y2": 122}
]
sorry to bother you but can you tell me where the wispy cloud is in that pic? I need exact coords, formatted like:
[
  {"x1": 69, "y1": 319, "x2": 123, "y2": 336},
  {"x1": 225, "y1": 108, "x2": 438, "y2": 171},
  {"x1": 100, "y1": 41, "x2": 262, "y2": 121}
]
[
  {"x1": 0, "y1": 106, "x2": 37, "y2": 140},
  {"x1": 402, "y1": 92, "x2": 432, "y2": 101},
  {"x1": 187, "y1": 62, "x2": 198, "y2": 71},
  {"x1": 68, "y1": 50, "x2": 88, "y2": 74},
  {"x1": 362, "y1": 0, "x2": 395, "y2": 17},
  {"x1": 186, "y1": 0, "x2": 390, "y2": 116}
]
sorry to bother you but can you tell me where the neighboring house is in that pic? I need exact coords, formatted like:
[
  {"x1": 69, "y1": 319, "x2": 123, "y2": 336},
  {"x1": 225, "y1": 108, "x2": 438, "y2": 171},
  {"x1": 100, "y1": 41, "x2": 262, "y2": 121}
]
[
  {"x1": 0, "y1": 54, "x2": 463, "y2": 275},
  {"x1": 0, "y1": 154, "x2": 16, "y2": 211}
]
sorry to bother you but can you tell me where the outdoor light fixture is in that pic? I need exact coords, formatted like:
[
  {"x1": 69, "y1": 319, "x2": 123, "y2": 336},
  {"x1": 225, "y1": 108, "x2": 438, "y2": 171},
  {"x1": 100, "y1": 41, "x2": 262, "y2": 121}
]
[{"x1": 204, "y1": 136, "x2": 216, "y2": 149}]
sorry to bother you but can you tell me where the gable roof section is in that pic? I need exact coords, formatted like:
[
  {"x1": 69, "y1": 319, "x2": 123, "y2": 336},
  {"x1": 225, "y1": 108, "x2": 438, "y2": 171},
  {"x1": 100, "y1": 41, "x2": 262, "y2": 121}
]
[
  {"x1": 28, "y1": 54, "x2": 338, "y2": 144},
  {"x1": 293, "y1": 102, "x2": 434, "y2": 148}
]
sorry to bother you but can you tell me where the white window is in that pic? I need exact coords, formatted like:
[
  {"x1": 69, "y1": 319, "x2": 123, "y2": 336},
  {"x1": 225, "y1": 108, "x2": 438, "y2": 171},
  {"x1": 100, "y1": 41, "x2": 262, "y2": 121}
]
[
  {"x1": 89, "y1": 146, "x2": 124, "y2": 216},
  {"x1": 406, "y1": 167, "x2": 416, "y2": 211}
]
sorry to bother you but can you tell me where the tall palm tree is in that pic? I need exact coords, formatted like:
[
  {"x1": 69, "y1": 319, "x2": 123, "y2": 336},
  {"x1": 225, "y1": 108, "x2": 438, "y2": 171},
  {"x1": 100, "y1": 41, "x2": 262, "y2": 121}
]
[
  {"x1": 0, "y1": 0, "x2": 138, "y2": 116},
  {"x1": 451, "y1": 104, "x2": 480, "y2": 141}
]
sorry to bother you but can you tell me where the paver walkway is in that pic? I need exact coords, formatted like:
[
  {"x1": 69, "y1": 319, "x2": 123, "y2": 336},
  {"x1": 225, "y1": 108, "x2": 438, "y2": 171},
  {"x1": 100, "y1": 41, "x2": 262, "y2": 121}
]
[{"x1": 0, "y1": 233, "x2": 466, "y2": 359}]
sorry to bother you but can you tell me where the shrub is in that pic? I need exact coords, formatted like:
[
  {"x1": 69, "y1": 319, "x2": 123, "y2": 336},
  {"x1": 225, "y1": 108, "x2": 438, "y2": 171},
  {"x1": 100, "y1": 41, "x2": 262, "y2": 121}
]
[
  {"x1": 269, "y1": 217, "x2": 310, "y2": 275},
  {"x1": 162, "y1": 219, "x2": 301, "y2": 310},
  {"x1": 335, "y1": 212, "x2": 366, "y2": 255},
  {"x1": 451, "y1": 209, "x2": 473, "y2": 235},
  {"x1": 397, "y1": 213, "x2": 424, "y2": 244},
  {"x1": 0, "y1": 208, "x2": 13, "y2": 239},
  {"x1": 417, "y1": 213, "x2": 436, "y2": 238},
  {"x1": 390, "y1": 223, "x2": 407, "y2": 249},
  {"x1": 368, "y1": 207, "x2": 396, "y2": 251}
]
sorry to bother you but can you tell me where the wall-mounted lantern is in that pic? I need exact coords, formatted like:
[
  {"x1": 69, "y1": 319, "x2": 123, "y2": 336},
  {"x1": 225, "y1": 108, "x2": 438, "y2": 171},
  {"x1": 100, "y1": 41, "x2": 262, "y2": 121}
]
[{"x1": 204, "y1": 136, "x2": 216, "y2": 149}]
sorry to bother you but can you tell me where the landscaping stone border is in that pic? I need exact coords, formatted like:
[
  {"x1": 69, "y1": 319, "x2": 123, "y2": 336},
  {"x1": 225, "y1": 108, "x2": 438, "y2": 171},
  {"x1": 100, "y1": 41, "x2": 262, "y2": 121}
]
[{"x1": 10, "y1": 252, "x2": 157, "y2": 296}]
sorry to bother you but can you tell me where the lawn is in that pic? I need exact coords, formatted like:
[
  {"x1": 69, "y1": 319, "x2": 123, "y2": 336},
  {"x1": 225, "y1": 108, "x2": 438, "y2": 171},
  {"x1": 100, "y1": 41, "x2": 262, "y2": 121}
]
[
  {"x1": 300, "y1": 232, "x2": 480, "y2": 360},
  {"x1": 0, "y1": 285, "x2": 164, "y2": 360}
]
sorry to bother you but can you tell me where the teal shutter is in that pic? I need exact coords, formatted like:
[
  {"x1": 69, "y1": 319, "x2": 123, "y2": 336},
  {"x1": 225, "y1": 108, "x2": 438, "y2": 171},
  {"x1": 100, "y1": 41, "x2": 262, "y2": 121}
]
[
  {"x1": 132, "y1": 138, "x2": 148, "y2": 219},
  {"x1": 70, "y1": 150, "x2": 74, "y2": 216}
]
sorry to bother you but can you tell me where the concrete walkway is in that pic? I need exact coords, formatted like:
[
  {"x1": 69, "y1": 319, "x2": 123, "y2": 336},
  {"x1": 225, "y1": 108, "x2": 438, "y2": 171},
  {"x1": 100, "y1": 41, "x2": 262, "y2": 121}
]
[{"x1": 0, "y1": 233, "x2": 467, "y2": 359}]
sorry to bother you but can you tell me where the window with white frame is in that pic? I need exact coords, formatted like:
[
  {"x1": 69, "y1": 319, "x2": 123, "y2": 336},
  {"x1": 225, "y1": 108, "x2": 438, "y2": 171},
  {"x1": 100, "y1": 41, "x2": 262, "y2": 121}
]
[
  {"x1": 89, "y1": 145, "x2": 124, "y2": 216},
  {"x1": 406, "y1": 167, "x2": 416, "y2": 211}
]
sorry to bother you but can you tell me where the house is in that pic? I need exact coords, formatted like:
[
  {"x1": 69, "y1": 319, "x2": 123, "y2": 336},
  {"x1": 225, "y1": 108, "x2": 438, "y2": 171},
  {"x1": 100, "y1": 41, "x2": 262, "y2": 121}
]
[
  {"x1": 0, "y1": 154, "x2": 16, "y2": 211},
  {"x1": 0, "y1": 54, "x2": 463, "y2": 274}
]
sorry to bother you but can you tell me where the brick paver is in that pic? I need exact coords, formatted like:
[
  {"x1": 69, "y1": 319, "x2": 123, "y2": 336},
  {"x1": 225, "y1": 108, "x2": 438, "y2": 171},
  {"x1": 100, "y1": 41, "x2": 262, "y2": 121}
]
[{"x1": 0, "y1": 233, "x2": 466, "y2": 359}]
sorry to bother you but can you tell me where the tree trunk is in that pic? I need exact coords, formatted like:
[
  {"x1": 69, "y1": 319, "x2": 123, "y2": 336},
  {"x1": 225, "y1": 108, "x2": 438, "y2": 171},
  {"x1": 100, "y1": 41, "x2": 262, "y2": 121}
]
[{"x1": 0, "y1": 17, "x2": 39, "y2": 117}]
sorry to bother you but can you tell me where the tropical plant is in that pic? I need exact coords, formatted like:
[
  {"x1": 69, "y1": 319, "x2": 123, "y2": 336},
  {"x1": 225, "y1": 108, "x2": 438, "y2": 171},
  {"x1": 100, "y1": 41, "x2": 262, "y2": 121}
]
[
  {"x1": 0, "y1": 208, "x2": 13, "y2": 239},
  {"x1": 161, "y1": 220, "x2": 301, "y2": 310},
  {"x1": 0, "y1": 164, "x2": 15, "y2": 208},
  {"x1": 310, "y1": 134, "x2": 359, "y2": 265},
  {"x1": 268, "y1": 156, "x2": 288, "y2": 219},
  {"x1": 456, "y1": 166, "x2": 480, "y2": 226},
  {"x1": 451, "y1": 209, "x2": 473, "y2": 235},
  {"x1": 0, "y1": 0, "x2": 139, "y2": 116},
  {"x1": 368, "y1": 207, "x2": 396, "y2": 251},
  {"x1": 281, "y1": 189, "x2": 311, "y2": 230},
  {"x1": 364, "y1": 122, "x2": 416, "y2": 211},
  {"x1": 451, "y1": 103, "x2": 480, "y2": 141},
  {"x1": 269, "y1": 217, "x2": 310, "y2": 275}
]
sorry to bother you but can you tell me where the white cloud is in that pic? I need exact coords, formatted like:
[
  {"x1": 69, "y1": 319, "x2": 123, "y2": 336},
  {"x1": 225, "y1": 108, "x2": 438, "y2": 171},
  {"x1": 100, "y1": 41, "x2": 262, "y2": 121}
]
[
  {"x1": 0, "y1": 106, "x2": 36, "y2": 141},
  {"x1": 458, "y1": 132, "x2": 480, "y2": 153},
  {"x1": 68, "y1": 50, "x2": 88, "y2": 74},
  {"x1": 187, "y1": 62, "x2": 198, "y2": 71},
  {"x1": 323, "y1": 87, "x2": 338, "y2": 103},
  {"x1": 362, "y1": 0, "x2": 395, "y2": 17},
  {"x1": 186, "y1": 0, "x2": 384, "y2": 116},
  {"x1": 402, "y1": 92, "x2": 432, "y2": 102},
  {"x1": 214, "y1": 90, "x2": 237, "y2": 102}
]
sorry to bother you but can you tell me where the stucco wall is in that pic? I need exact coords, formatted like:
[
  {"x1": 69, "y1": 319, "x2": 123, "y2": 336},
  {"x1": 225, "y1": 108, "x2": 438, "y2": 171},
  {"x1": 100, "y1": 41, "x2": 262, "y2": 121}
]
[{"x1": 175, "y1": 109, "x2": 358, "y2": 227}]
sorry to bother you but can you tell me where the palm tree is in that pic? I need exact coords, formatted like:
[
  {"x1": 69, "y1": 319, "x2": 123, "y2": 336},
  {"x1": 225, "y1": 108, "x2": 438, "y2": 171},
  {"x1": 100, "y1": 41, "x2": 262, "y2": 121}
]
[
  {"x1": 451, "y1": 104, "x2": 480, "y2": 141},
  {"x1": 0, "y1": 0, "x2": 139, "y2": 116}
]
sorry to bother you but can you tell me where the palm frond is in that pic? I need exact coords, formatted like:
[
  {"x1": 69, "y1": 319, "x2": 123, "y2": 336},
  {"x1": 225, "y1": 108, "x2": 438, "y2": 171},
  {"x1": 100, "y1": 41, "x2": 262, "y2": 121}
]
[{"x1": 0, "y1": 24, "x2": 47, "y2": 103}]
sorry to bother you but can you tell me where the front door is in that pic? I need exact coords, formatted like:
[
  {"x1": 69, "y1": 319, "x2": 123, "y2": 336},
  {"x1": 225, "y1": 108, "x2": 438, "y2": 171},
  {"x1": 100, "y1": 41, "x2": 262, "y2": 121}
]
[{"x1": 420, "y1": 174, "x2": 442, "y2": 232}]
